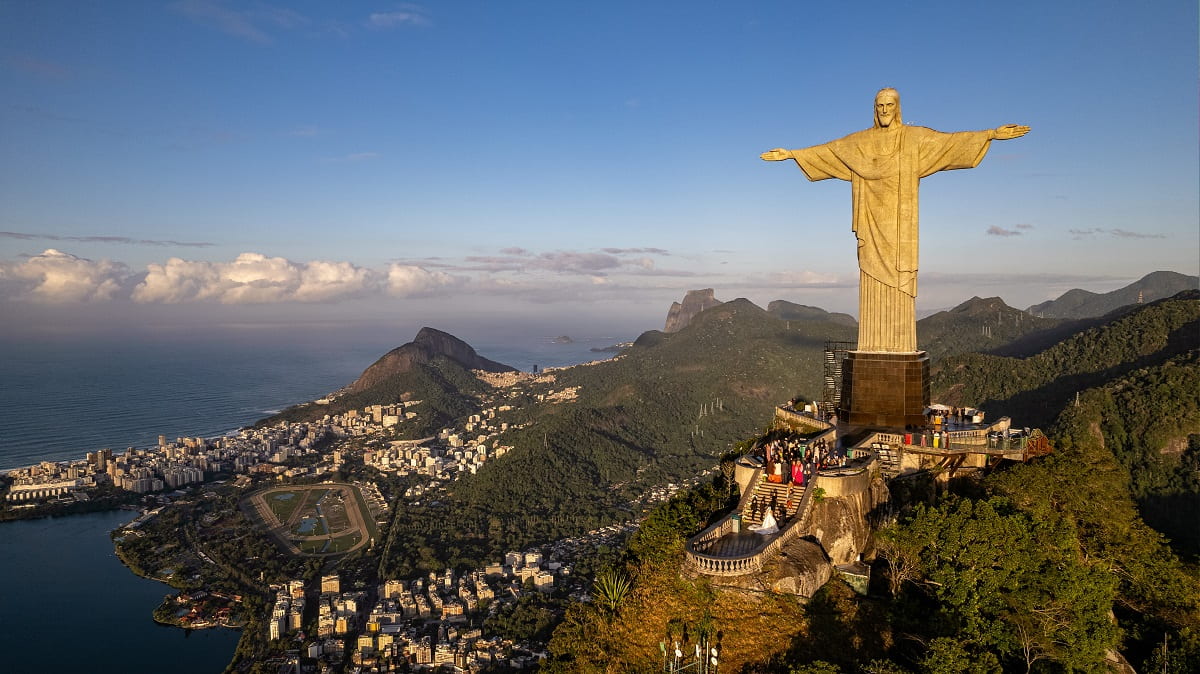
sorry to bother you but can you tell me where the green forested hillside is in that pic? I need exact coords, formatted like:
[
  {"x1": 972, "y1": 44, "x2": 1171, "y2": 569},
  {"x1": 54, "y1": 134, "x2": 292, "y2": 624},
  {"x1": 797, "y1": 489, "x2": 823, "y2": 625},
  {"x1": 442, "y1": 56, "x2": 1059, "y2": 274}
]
[
  {"x1": 916, "y1": 296, "x2": 1061, "y2": 361},
  {"x1": 376, "y1": 299, "x2": 855, "y2": 577},
  {"x1": 542, "y1": 371, "x2": 1200, "y2": 673},
  {"x1": 930, "y1": 292, "x2": 1199, "y2": 428},
  {"x1": 1051, "y1": 351, "x2": 1200, "y2": 557},
  {"x1": 259, "y1": 355, "x2": 486, "y2": 438}
]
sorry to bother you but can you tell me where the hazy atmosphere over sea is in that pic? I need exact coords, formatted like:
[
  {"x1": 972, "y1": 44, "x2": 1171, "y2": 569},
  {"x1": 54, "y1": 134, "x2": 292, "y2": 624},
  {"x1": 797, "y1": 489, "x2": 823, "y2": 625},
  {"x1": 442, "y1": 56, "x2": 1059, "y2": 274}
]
[{"x1": 0, "y1": 329, "x2": 623, "y2": 472}]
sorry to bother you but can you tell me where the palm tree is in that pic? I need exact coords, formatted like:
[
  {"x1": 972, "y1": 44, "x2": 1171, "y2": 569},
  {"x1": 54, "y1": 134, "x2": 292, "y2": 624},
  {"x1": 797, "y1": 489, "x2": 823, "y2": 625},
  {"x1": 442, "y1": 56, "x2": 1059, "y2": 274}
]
[{"x1": 591, "y1": 570, "x2": 632, "y2": 613}]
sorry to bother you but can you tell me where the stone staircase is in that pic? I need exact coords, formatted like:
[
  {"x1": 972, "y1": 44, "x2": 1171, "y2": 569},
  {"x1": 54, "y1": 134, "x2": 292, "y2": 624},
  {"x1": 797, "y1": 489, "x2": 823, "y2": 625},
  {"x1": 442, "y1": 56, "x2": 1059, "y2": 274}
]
[
  {"x1": 739, "y1": 478, "x2": 806, "y2": 529},
  {"x1": 870, "y1": 442, "x2": 901, "y2": 478}
]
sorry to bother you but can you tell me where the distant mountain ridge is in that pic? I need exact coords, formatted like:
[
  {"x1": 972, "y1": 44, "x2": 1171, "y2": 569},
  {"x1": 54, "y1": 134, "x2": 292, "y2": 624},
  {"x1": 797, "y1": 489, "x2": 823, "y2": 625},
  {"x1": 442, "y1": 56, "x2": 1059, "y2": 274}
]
[
  {"x1": 931, "y1": 290, "x2": 1200, "y2": 428},
  {"x1": 1027, "y1": 270, "x2": 1198, "y2": 319},
  {"x1": 916, "y1": 296, "x2": 1062, "y2": 361},
  {"x1": 767, "y1": 299, "x2": 857, "y2": 327}
]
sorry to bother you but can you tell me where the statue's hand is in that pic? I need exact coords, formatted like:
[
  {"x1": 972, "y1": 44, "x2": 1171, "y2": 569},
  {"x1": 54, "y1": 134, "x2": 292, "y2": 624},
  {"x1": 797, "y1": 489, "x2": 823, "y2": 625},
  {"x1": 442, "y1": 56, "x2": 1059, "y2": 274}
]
[
  {"x1": 993, "y1": 124, "x2": 1030, "y2": 140},
  {"x1": 760, "y1": 148, "x2": 792, "y2": 161}
]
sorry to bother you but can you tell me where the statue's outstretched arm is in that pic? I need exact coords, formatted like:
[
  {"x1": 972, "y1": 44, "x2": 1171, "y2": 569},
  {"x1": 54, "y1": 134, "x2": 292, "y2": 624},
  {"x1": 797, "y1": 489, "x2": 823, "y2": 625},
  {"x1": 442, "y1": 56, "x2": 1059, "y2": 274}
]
[
  {"x1": 760, "y1": 148, "x2": 793, "y2": 161},
  {"x1": 991, "y1": 124, "x2": 1030, "y2": 140}
]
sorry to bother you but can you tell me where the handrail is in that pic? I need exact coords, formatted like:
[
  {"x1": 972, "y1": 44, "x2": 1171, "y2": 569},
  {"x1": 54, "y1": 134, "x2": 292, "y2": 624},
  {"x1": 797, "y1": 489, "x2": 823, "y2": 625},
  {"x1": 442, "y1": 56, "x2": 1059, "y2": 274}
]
[
  {"x1": 774, "y1": 405, "x2": 834, "y2": 432},
  {"x1": 687, "y1": 465, "x2": 763, "y2": 554},
  {"x1": 685, "y1": 475, "x2": 818, "y2": 577},
  {"x1": 859, "y1": 428, "x2": 1030, "y2": 454}
]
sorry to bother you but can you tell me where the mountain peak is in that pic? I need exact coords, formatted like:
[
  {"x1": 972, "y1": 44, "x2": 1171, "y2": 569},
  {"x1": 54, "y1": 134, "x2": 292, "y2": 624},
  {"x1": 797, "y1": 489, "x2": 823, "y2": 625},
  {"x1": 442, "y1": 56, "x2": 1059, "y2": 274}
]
[
  {"x1": 664, "y1": 288, "x2": 723, "y2": 332},
  {"x1": 949, "y1": 296, "x2": 1018, "y2": 316},
  {"x1": 348, "y1": 328, "x2": 514, "y2": 394},
  {"x1": 767, "y1": 299, "x2": 858, "y2": 327},
  {"x1": 1026, "y1": 270, "x2": 1198, "y2": 319}
]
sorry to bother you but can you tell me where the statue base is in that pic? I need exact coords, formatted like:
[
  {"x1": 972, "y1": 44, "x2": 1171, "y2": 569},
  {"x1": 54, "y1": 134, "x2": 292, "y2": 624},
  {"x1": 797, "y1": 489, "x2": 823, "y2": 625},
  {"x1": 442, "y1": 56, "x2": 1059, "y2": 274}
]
[{"x1": 839, "y1": 351, "x2": 929, "y2": 429}]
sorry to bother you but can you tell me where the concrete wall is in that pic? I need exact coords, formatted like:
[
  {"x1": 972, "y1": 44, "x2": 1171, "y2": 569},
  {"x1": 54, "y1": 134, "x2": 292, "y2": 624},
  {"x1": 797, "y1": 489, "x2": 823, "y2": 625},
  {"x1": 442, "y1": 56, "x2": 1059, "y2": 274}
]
[{"x1": 815, "y1": 461, "x2": 875, "y2": 498}]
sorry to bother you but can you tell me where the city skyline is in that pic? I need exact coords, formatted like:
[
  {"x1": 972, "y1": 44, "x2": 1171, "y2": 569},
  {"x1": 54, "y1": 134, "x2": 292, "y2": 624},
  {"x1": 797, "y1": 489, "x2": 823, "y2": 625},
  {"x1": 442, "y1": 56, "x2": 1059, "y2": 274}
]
[{"x1": 2, "y1": 1, "x2": 1196, "y2": 338}]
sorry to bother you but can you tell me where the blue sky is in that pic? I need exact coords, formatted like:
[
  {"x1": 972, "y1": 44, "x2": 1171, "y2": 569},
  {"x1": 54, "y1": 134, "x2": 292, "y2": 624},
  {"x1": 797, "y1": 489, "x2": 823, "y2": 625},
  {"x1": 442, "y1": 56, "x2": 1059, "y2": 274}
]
[{"x1": 2, "y1": 0, "x2": 1196, "y2": 341}]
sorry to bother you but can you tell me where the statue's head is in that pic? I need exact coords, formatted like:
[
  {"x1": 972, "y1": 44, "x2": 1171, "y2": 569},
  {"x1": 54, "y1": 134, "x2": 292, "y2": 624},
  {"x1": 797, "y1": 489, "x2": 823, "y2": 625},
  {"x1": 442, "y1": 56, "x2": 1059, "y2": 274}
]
[{"x1": 874, "y1": 88, "x2": 901, "y2": 128}]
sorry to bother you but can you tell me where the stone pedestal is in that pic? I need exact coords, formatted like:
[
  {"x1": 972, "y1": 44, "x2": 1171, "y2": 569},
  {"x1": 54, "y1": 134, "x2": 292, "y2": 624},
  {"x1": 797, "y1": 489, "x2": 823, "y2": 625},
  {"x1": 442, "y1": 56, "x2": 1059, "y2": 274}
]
[{"x1": 839, "y1": 351, "x2": 929, "y2": 429}]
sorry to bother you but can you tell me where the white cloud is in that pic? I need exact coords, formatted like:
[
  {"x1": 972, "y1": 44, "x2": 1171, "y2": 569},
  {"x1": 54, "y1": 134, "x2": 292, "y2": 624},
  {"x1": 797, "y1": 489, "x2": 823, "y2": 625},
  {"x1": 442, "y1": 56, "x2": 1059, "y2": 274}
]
[
  {"x1": 171, "y1": 0, "x2": 273, "y2": 44},
  {"x1": 386, "y1": 264, "x2": 463, "y2": 297},
  {"x1": 132, "y1": 257, "x2": 223, "y2": 303},
  {"x1": 367, "y1": 6, "x2": 431, "y2": 29},
  {"x1": 761, "y1": 270, "x2": 843, "y2": 287},
  {"x1": 133, "y1": 253, "x2": 378, "y2": 304},
  {"x1": 171, "y1": 1, "x2": 313, "y2": 44},
  {"x1": 0, "y1": 249, "x2": 129, "y2": 302},
  {"x1": 295, "y1": 260, "x2": 378, "y2": 301},
  {"x1": 1069, "y1": 227, "x2": 1166, "y2": 240}
]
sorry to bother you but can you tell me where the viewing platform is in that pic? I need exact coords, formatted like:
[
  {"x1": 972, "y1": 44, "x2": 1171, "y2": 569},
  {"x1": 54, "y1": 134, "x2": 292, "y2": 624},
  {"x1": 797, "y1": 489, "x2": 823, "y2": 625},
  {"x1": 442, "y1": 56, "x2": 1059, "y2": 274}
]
[
  {"x1": 685, "y1": 405, "x2": 1046, "y2": 577},
  {"x1": 685, "y1": 416, "x2": 873, "y2": 577}
]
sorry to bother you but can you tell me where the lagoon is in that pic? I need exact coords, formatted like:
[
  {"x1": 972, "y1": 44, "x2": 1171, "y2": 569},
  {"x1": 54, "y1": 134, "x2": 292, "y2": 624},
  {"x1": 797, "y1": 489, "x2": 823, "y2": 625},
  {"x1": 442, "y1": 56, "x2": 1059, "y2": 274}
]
[{"x1": 0, "y1": 510, "x2": 241, "y2": 673}]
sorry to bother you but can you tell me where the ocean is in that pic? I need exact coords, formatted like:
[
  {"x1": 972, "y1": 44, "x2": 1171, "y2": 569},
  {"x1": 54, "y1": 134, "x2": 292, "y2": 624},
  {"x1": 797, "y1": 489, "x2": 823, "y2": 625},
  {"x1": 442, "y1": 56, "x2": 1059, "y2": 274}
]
[
  {"x1": 0, "y1": 329, "x2": 626, "y2": 672},
  {"x1": 0, "y1": 331, "x2": 624, "y2": 472}
]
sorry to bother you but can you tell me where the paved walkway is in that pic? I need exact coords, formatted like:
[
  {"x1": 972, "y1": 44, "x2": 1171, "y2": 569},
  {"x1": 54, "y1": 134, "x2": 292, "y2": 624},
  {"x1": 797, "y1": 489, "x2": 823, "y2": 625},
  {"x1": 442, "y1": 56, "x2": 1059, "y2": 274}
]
[{"x1": 697, "y1": 531, "x2": 775, "y2": 558}]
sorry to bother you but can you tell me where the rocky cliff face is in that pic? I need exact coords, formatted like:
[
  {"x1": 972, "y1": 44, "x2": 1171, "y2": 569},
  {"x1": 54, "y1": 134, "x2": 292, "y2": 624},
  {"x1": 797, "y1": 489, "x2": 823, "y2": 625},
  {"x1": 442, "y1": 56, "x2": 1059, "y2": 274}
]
[
  {"x1": 710, "y1": 476, "x2": 888, "y2": 599},
  {"x1": 663, "y1": 288, "x2": 722, "y2": 333},
  {"x1": 347, "y1": 327, "x2": 515, "y2": 394},
  {"x1": 806, "y1": 477, "x2": 889, "y2": 565}
]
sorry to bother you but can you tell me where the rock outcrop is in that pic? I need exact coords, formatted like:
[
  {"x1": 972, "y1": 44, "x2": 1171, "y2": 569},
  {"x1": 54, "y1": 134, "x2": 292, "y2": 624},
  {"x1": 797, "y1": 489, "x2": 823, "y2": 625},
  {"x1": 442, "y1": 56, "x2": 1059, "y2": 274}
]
[
  {"x1": 805, "y1": 477, "x2": 889, "y2": 565},
  {"x1": 347, "y1": 327, "x2": 515, "y2": 394},
  {"x1": 663, "y1": 289, "x2": 722, "y2": 333},
  {"x1": 708, "y1": 475, "x2": 888, "y2": 600},
  {"x1": 708, "y1": 538, "x2": 832, "y2": 597}
]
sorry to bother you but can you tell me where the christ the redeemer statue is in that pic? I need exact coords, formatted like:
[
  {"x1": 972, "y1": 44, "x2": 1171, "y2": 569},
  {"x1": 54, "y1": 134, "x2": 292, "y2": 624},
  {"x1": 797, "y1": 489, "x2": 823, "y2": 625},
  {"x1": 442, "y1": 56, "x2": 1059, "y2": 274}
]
[{"x1": 761, "y1": 88, "x2": 1029, "y2": 352}]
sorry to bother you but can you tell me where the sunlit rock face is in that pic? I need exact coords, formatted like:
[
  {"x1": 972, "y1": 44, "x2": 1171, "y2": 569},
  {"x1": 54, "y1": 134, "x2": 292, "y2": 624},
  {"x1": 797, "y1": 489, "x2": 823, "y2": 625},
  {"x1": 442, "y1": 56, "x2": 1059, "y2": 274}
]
[
  {"x1": 664, "y1": 289, "x2": 722, "y2": 333},
  {"x1": 348, "y1": 327, "x2": 515, "y2": 394}
]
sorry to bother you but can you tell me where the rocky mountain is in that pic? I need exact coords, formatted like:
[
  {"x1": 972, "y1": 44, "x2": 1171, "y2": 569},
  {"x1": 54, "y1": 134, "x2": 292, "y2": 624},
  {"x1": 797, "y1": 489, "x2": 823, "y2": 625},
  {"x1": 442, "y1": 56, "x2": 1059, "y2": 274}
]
[
  {"x1": 1026, "y1": 270, "x2": 1198, "y2": 319},
  {"x1": 916, "y1": 295, "x2": 1061, "y2": 361},
  {"x1": 262, "y1": 327, "x2": 512, "y2": 436},
  {"x1": 663, "y1": 288, "x2": 722, "y2": 332},
  {"x1": 375, "y1": 298, "x2": 857, "y2": 577},
  {"x1": 347, "y1": 326, "x2": 515, "y2": 394},
  {"x1": 546, "y1": 291, "x2": 1200, "y2": 674},
  {"x1": 767, "y1": 299, "x2": 857, "y2": 327}
]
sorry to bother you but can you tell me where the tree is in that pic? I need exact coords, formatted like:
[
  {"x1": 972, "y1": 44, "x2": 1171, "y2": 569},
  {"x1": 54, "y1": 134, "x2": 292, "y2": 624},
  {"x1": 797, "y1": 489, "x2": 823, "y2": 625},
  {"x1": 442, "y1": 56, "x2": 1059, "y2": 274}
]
[
  {"x1": 875, "y1": 526, "x2": 921, "y2": 598},
  {"x1": 591, "y1": 570, "x2": 632, "y2": 614},
  {"x1": 891, "y1": 497, "x2": 1119, "y2": 671}
]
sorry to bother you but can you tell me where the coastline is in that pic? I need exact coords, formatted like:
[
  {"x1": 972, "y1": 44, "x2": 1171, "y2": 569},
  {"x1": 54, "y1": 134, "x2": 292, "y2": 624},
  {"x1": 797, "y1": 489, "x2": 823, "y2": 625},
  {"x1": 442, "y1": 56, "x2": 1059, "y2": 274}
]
[
  {"x1": 0, "y1": 334, "x2": 627, "y2": 670},
  {"x1": 0, "y1": 511, "x2": 243, "y2": 673}
]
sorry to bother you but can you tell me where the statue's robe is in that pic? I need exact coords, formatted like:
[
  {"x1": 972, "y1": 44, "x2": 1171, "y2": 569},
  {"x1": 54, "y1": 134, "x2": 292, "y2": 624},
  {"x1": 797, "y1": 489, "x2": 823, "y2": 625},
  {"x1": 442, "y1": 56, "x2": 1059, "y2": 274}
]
[{"x1": 790, "y1": 126, "x2": 992, "y2": 351}]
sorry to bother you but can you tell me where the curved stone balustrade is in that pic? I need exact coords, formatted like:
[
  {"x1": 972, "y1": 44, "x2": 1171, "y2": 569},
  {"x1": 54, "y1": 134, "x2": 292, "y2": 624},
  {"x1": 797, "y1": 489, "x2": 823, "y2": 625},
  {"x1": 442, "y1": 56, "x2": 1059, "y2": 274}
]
[
  {"x1": 685, "y1": 470, "x2": 819, "y2": 577},
  {"x1": 687, "y1": 550, "x2": 764, "y2": 576}
]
